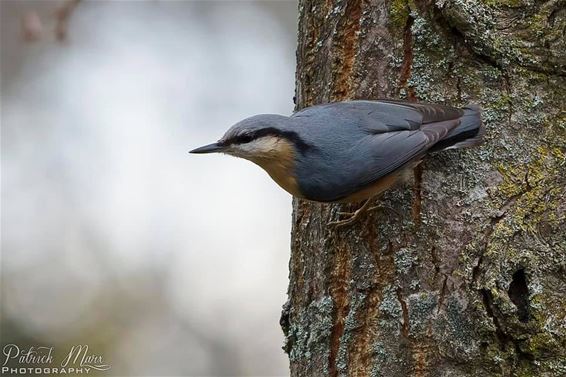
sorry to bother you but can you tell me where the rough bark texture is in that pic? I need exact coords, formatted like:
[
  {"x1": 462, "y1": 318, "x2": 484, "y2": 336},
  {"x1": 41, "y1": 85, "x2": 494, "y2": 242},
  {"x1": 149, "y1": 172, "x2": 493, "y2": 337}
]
[{"x1": 281, "y1": 0, "x2": 565, "y2": 376}]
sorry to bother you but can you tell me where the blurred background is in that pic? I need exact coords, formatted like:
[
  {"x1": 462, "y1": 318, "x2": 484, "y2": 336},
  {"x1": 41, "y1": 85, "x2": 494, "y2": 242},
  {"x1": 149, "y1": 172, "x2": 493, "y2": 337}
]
[{"x1": 1, "y1": 1, "x2": 297, "y2": 375}]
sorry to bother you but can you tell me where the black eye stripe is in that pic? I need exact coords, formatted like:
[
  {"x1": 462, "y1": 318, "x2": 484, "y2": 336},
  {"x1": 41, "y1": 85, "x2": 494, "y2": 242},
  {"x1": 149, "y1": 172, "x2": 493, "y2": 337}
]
[
  {"x1": 225, "y1": 127, "x2": 316, "y2": 154},
  {"x1": 228, "y1": 130, "x2": 264, "y2": 145}
]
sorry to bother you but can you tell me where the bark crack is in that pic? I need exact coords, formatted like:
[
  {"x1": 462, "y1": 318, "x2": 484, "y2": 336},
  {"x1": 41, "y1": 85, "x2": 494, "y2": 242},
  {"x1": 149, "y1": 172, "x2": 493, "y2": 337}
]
[
  {"x1": 396, "y1": 287, "x2": 410, "y2": 338},
  {"x1": 398, "y1": 11, "x2": 416, "y2": 100},
  {"x1": 436, "y1": 274, "x2": 448, "y2": 314},
  {"x1": 430, "y1": 246, "x2": 440, "y2": 278}
]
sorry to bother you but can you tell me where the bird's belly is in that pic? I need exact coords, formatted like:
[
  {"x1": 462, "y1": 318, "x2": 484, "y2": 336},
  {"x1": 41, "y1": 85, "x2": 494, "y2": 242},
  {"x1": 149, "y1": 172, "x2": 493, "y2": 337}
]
[{"x1": 338, "y1": 166, "x2": 413, "y2": 203}]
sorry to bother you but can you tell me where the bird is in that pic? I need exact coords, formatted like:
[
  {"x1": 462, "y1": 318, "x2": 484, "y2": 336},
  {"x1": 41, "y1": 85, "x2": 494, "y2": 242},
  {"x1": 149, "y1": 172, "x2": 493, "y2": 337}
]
[{"x1": 190, "y1": 99, "x2": 484, "y2": 226}]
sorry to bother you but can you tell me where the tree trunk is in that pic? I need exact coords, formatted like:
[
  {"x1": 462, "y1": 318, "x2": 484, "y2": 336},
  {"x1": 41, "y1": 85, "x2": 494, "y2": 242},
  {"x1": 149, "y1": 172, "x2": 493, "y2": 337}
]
[{"x1": 281, "y1": 0, "x2": 565, "y2": 376}]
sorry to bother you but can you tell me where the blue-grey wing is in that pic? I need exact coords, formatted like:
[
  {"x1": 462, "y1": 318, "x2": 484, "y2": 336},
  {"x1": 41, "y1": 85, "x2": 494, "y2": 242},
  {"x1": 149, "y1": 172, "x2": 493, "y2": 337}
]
[
  {"x1": 292, "y1": 100, "x2": 465, "y2": 201},
  {"x1": 297, "y1": 118, "x2": 461, "y2": 202},
  {"x1": 292, "y1": 100, "x2": 463, "y2": 133}
]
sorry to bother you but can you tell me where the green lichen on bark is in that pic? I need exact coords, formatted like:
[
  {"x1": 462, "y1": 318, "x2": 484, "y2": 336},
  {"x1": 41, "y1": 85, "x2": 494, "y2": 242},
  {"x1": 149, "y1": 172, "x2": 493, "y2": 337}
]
[
  {"x1": 439, "y1": 0, "x2": 565, "y2": 74},
  {"x1": 389, "y1": 0, "x2": 413, "y2": 29}
]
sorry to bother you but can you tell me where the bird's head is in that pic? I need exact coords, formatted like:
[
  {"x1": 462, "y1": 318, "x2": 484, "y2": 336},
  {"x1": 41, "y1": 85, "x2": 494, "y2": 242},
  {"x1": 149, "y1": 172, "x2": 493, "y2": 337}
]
[
  {"x1": 190, "y1": 114, "x2": 308, "y2": 164},
  {"x1": 190, "y1": 114, "x2": 312, "y2": 197}
]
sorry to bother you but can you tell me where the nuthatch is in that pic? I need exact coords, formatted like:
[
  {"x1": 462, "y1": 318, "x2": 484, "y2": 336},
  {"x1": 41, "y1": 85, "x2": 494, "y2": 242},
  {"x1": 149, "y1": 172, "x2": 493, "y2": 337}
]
[{"x1": 190, "y1": 100, "x2": 483, "y2": 226}]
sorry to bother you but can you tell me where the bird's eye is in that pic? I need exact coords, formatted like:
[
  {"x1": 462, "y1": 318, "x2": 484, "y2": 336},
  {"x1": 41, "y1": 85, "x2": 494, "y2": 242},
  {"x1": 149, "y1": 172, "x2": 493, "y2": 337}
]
[{"x1": 237, "y1": 134, "x2": 254, "y2": 144}]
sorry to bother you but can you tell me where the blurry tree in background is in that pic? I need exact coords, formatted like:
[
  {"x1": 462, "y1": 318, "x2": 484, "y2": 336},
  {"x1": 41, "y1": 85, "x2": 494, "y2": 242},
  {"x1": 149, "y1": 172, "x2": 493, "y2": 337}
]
[{"x1": 283, "y1": 0, "x2": 565, "y2": 376}]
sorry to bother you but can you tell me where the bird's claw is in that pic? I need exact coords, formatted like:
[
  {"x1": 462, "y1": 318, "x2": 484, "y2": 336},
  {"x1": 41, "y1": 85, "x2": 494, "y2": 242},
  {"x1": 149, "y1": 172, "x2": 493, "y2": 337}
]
[
  {"x1": 336, "y1": 211, "x2": 355, "y2": 216},
  {"x1": 327, "y1": 215, "x2": 361, "y2": 228},
  {"x1": 328, "y1": 202, "x2": 400, "y2": 229},
  {"x1": 328, "y1": 204, "x2": 371, "y2": 228}
]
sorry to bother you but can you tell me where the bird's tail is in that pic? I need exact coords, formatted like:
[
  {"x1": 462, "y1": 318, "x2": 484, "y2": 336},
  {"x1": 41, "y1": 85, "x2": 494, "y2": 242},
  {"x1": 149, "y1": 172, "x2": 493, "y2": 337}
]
[{"x1": 430, "y1": 104, "x2": 484, "y2": 152}]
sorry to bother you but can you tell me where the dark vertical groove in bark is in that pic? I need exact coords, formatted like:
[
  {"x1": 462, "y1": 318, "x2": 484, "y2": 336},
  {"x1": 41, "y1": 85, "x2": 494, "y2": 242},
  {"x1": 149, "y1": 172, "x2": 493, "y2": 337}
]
[
  {"x1": 437, "y1": 275, "x2": 448, "y2": 314},
  {"x1": 412, "y1": 164, "x2": 423, "y2": 222},
  {"x1": 398, "y1": 12, "x2": 415, "y2": 100},
  {"x1": 396, "y1": 287, "x2": 410, "y2": 338}
]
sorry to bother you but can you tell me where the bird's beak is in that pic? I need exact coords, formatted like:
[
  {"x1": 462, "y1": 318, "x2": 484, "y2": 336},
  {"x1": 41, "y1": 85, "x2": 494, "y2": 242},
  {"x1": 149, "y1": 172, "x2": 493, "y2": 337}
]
[{"x1": 189, "y1": 142, "x2": 225, "y2": 154}]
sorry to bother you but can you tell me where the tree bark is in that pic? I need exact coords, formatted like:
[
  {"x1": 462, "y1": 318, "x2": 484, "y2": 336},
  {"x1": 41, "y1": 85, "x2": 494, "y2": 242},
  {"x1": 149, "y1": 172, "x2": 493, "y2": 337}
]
[{"x1": 281, "y1": 0, "x2": 565, "y2": 376}]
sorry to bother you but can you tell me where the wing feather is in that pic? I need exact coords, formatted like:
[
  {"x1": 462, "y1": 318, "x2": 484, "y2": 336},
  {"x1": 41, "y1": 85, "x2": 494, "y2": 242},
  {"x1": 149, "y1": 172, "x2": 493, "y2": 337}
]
[{"x1": 355, "y1": 118, "x2": 459, "y2": 190}]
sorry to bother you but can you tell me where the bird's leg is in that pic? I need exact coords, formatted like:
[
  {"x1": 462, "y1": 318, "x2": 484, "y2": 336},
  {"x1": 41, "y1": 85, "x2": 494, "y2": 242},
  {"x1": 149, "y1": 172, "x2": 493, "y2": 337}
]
[{"x1": 328, "y1": 199, "x2": 375, "y2": 228}]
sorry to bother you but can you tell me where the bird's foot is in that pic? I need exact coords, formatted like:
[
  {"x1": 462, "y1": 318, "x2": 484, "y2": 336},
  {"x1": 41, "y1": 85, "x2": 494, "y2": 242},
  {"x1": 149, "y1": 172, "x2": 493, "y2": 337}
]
[{"x1": 328, "y1": 200, "x2": 374, "y2": 228}]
